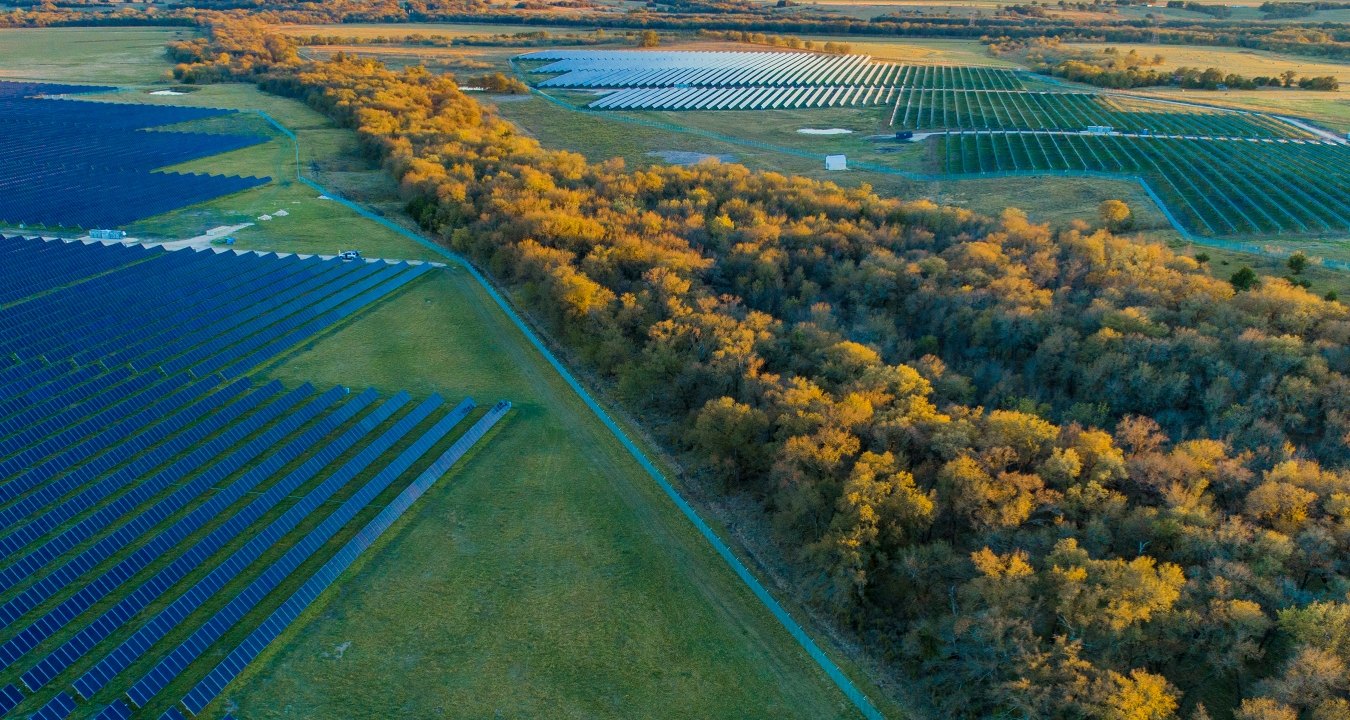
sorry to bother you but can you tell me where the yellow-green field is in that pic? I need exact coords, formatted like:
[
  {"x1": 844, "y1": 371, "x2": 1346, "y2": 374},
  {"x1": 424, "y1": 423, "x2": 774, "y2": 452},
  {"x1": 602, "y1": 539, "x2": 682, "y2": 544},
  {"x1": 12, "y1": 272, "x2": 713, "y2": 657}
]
[
  {"x1": 0, "y1": 27, "x2": 188, "y2": 84},
  {"x1": 274, "y1": 22, "x2": 604, "y2": 39},
  {"x1": 1066, "y1": 42, "x2": 1350, "y2": 87}
]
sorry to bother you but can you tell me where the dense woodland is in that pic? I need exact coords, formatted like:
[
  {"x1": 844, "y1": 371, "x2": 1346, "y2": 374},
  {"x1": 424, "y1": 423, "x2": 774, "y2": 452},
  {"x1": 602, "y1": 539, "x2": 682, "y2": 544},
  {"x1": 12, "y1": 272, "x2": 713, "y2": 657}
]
[{"x1": 149, "y1": 16, "x2": 1350, "y2": 720}]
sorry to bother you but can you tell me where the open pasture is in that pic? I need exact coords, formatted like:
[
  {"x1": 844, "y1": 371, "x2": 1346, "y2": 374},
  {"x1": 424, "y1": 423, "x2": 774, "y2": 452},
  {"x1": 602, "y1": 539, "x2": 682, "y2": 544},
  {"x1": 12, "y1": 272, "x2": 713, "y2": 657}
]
[
  {"x1": 937, "y1": 132, "x2": 1350, "y2": 237},
  {"x1": 0, "y1": 28, "x2": 186, "y2": 85},
  {"x1": 0, "y1": 237, "x2": 506, "y2": 719}
]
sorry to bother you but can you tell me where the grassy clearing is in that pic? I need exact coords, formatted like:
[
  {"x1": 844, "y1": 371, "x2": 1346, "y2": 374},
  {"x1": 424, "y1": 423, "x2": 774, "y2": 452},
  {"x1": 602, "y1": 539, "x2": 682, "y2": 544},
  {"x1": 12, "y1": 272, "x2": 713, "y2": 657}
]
[
  {"x1": 1173, "y1": 241, "x2": 1350, "y2": 299},
  {"x1": 496, "y1": 93, "x2": 844, "y2": 173},
  {"x1": 0, "y1": 27, "x2": 188, "y2": 84}
]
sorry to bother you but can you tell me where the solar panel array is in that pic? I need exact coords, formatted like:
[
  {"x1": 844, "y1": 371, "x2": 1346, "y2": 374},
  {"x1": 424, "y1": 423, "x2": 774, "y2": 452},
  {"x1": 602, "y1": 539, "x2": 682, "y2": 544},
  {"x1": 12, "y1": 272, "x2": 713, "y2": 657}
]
[
  {"x1": 530, "y1": 51, "x2": 895, "y2": 88},
  {"x1": 0, "y1": 81, "x2": 270, "y2": 230},
  {"x1": 521, "y1": 50, "x2": 1025, "y2": 111},
  {"x1": 0, "y1": 236, "x2": 509, "y2": 717},
  {"x1": 590, "y1": 84, "x2": 900, "y2": 110},
  {"x1": 0, "y1": 83, "x2": 115, "y2": 99}
]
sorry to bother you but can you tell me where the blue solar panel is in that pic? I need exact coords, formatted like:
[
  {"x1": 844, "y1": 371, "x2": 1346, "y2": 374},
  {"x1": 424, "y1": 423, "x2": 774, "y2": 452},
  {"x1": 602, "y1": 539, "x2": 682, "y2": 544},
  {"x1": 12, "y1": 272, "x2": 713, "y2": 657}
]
[
  {"x1": 126, "y1": 394, "x2": 454, "y2": 707},
  {"x1": 0, "y1": 235, "x2": 497, "y2": 710},
  {"x1": 0, "y1": 80, "x2": 117, "y2": 98},
  {"x1": 29, "y1": 690, "x2": 75, "y2": 720},
  {"x1": 0, "y1": 374, "x2": 225, "y2": 529},
  {"x1": 71, "y1": 386, "x2": 394, "y2": 697},
  {"x1": 181, "y1": 401, "x2": 511, "y2": 714},
  {"x1": 0, "y1": 683, "x2": 23, "y2": 715},
  {"x1": 21, "y1": 391, "x2": 456, "y2": 691},
  {"x1": 0, "y1": 381, "x2": 287, "y2": 596},
  {"x1": 94, "y1": 700, "x2": 133, "y2": 720},
  {"x1": 0, "y1": 384, "x2": 307, "y2": 627},
  {"x1": 0, "y1": 90, "x2": 267, "y2": 229}
]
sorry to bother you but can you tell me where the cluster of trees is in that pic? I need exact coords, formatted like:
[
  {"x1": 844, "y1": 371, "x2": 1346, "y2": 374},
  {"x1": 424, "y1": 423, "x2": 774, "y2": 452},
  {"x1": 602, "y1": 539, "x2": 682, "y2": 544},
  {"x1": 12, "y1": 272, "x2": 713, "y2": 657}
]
[
  {"x1": 989, "y1": 37, "x2": 1341, "y2": 90},
  {"x1": 1260, "y1": 1, "x2": 1350, "y2": 19},
  {"x1": 695, "y1": 29, "x2": 853, "y2": 53},
  {"x1": 1166, "y1": 1, "x2": 1232, "y2": 19},
  {"x1": 468, "y1": 71, "x2": 529, "y2": 93},
  {"x1": 290, "y1": 29, "x2": 631, "y2": 49},
  {"x1": 166, "y1": 17, "x2": 1350, "y2": 719},
  {"x1": 1171, "y1": 67, "x2": 1338, "y2": 91}
]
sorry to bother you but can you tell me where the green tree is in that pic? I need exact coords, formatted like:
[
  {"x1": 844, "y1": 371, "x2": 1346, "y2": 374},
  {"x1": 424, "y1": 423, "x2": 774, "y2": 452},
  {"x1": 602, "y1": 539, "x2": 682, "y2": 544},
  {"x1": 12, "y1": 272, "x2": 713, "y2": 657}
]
[
  {"x1": 1231, "y1": 266, "x2": 1259, "y2": 291},
  {"x1": 816, "y1": 451, "x2": 935, "y2": 604},
  {"x1": 688, "y1": 397, "x2": 769, "y2": 487},
  {"x1": 1287, "y1": 252, "x2": 1309, "y2": 275}
]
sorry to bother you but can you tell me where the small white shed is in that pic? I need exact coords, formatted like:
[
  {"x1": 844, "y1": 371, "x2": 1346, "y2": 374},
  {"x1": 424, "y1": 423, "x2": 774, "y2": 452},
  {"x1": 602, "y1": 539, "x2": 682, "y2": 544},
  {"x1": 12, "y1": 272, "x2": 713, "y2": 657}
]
[{"x1": 825, "y1": 154, "x2": 847, "y2": 171}]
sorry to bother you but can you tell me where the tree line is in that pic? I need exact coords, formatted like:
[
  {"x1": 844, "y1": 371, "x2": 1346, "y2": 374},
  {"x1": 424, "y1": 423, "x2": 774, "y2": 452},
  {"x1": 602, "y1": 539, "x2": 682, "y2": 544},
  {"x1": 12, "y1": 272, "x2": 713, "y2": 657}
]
[
  {"x1": 989, "y1": 37, "x2": 1341, "y2": 90},
  {"x1": 8, "y1": 0, "x2": 1350, "y2": 61},
  {"x1": 160, "y1": 14, "x2": 1350, "y2": 720}
]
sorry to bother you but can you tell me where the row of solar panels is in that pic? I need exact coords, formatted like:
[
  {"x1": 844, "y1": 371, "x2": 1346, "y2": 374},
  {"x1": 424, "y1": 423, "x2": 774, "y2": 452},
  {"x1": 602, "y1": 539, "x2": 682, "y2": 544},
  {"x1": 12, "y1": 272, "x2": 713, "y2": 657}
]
[
  {"x1": 0, "y1": 82, "x2": 114, "y2": 100},
  {"x1": 523, "y1": 50, "x2": 1025, "y2": 92},
  {"x1": 0, "y1": 169, "x2": 268, "y2": 231},
  {"x1": 590, "y1": 84, "x2": 902, "y2": 111},
  {"x1": 1, "y1": 129, "x2": 267, "y2": 172},
  {"x1": 0, "y1": 239, "x2": 425, "y2": 382},
  {"x1": 538, "y1": 54, "x2": 892, "y2": 89},
  {"x1": 0, "y1": 82, "x2": 269, "y2": 229},
  {"x1": 0, "y1": 237, "x2": 506, "y2": 717}
]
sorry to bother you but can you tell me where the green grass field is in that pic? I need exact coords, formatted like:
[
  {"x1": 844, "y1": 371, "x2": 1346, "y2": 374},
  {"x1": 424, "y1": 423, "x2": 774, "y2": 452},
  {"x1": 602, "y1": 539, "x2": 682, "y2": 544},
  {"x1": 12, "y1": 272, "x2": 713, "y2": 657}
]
[
  {"x1": 0, "y1": 27, "x2": 188, "y2": 84},
  {"x1": 1065, "y1": 42, "x2": 1350, "y2": 88},
  {"x1": 0, "y1": 30, "x2": 899, "y2": 719}
]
